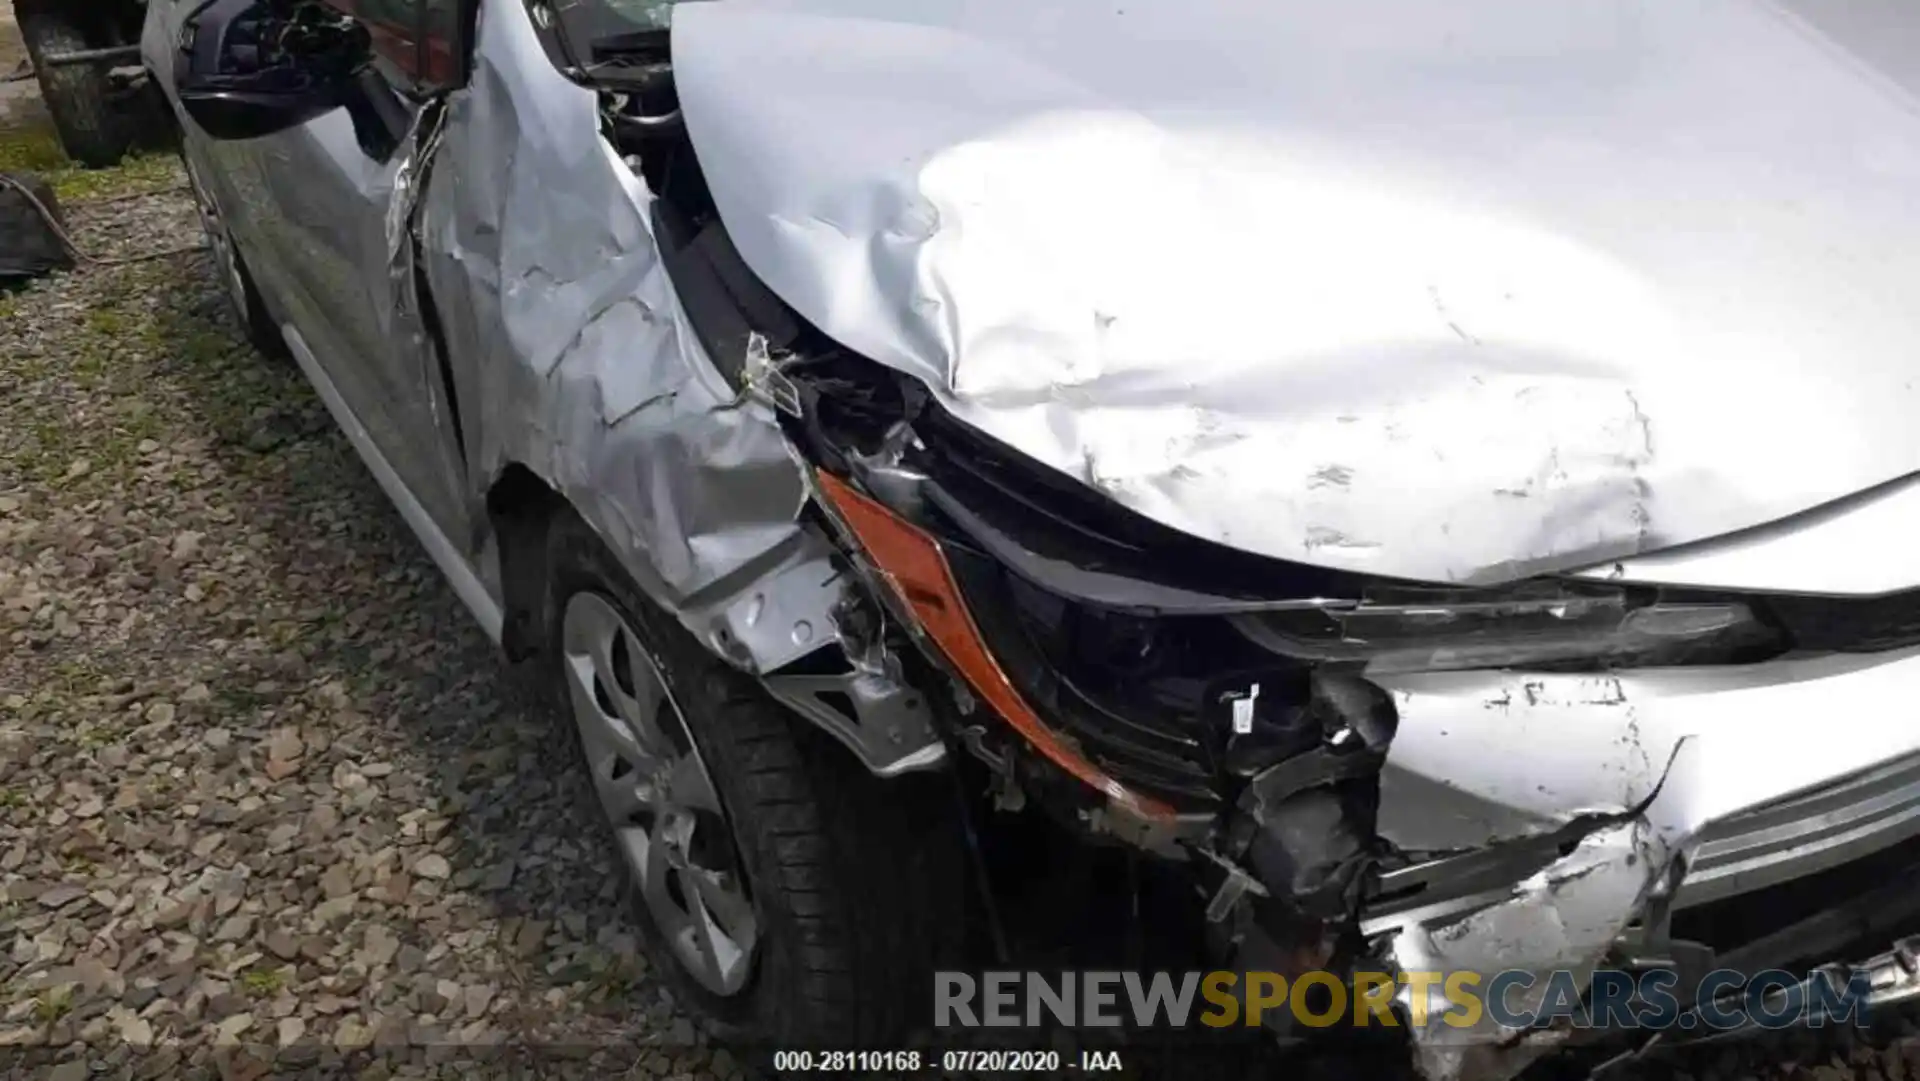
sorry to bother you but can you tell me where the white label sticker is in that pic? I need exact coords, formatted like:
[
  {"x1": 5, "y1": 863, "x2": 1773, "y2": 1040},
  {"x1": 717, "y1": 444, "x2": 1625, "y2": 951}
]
[{"x1": 1231, "y1": 683, "x2": 1261, "y2": 734}]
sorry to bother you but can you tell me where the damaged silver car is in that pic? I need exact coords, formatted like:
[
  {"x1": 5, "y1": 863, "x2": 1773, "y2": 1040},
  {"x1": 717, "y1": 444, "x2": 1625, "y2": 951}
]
[{"x1": 147, "y1": 0, "x2": 1920, "y2": 1075}]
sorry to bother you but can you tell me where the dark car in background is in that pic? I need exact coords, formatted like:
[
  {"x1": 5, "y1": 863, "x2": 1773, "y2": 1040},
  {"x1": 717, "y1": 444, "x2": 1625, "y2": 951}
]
[{"x1": 18, "y1": 0, "x2": 160, "y2": 166}]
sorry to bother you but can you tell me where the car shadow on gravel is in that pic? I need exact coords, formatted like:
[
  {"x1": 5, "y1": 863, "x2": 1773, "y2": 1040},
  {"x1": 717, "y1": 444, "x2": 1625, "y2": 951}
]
[{"x1": 94, "y1": 249, "x2": 728, "y2": 1075}]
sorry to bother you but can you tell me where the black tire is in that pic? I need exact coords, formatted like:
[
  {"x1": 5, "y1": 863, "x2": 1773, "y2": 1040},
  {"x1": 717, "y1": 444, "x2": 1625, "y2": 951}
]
[
  {"x1": 224, "y1": 247, "x2": 289, "y2": 362},
  {"x1": 19, "y1": 8, "x2": 131, "y2": 169},
  {"x1": 178, "y1": 146, "x2": 289, "y2": 360},
  {"x1": 544, "y1": 511, "x2": 966, "y2": 1048}
]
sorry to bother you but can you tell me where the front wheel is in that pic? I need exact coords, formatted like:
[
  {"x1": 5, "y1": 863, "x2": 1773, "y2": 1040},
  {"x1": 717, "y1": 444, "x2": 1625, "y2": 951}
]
[{"x1": 546, "y1": 511, "x2": 965, "y2": 1045}]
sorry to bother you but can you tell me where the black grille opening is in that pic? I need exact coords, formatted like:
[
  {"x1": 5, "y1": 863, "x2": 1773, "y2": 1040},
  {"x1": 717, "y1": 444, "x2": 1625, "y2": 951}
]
[
  {"x1": 1673, "y1": 831, "x2": 1920, "y2": 970},
  {"x1": 1766, "y1": 590, "x2": 1920, "y2": 654}
]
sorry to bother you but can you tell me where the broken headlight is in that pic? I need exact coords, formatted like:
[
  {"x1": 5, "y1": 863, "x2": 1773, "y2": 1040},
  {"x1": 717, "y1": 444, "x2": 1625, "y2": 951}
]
[
  {"x1": 1229, "y1": 582, "x2": 1784, "y2": 675},
  {"x1": 811, "y1": 394, "x2": 1786, "y2": 819}
]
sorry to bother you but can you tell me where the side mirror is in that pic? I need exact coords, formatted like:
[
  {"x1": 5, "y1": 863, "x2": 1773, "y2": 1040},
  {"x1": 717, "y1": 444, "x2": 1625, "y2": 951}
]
[
  {"x1": 174, "y1": 0, "x2": 371, "y2": 141},
  {"x1": 178, "y1": 84, "x2": 343, "y2": 142}
]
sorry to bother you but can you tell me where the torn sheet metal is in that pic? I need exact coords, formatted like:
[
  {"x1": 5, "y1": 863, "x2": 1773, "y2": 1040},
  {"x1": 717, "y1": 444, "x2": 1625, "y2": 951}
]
[
  {"x1": 383, "y1": 105, "x2": 474, "y2": 519},
  {"x1": 410, "y1": 0, "x2": 840, "y2": 677},
  {"x1": 1386, "y1": 817, "x2": 1675, "y2": 1081},
  {"x1": 1362, "y1": 733, "x2": 1710, "y2": 1080},
  {"x1": 1371, "y1": 640, "x2": 1920, "y2": 855},
  {"x1": 671, "y1": 0, "x2": 1920, "y2": 586},
  {"x1": 1361, "y1": 638, "x2": 1920, "y2": 1077}
]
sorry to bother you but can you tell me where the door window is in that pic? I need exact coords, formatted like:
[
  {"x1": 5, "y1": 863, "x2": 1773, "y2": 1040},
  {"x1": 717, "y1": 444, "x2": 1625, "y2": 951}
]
[
  {"x1": 419, "y1": 0, "x2": 468, "y2": 87},
  {"x1": 320, "y1": 0, "x2": 441, "y2": 87}
]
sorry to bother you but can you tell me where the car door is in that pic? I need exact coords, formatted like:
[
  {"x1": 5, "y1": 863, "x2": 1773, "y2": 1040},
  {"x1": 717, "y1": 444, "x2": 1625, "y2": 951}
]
[{"x1": 242, "y1": 0, "x2": 471, "y2": 539}]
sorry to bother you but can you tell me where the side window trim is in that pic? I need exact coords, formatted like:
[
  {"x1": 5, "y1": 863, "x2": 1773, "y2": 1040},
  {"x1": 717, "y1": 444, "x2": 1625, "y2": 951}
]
[{"x1": 417, "y1": 0, "x2": 473, "y2": 91}]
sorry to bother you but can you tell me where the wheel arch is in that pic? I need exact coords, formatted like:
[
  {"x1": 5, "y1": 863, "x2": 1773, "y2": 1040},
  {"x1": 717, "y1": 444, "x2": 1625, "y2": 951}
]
[
  {"x1": 484, "y1": 461, "x2": 567, "y2": 662},
  {"x1": 479, "y1": 458, "x2": 950, "y2": 779}
]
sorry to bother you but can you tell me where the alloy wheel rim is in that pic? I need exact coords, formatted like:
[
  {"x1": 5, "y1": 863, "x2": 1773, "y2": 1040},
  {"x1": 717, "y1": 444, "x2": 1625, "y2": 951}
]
[{"x1": 560, "y1": 592, "x2": 759, "y2": 996}]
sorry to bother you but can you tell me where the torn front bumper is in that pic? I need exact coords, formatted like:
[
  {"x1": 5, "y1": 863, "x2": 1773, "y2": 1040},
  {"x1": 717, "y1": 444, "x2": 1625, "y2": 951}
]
[
  {"x1": 798, "y1": 393, "x2": 1920, "y2": 1080},
  {"x1": 1354, "y1": 644, "x2": 1920, "y2": 1080}
]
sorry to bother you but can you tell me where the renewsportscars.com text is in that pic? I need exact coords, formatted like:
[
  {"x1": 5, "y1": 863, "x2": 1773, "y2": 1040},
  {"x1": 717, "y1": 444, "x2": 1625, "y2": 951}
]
[{"x1": 934, "y1": 968, "x2": 1872, "y2": 1032}]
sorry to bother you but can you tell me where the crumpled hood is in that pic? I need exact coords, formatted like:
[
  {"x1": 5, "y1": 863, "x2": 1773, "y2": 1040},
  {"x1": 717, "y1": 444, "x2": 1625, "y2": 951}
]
[{"x1": 672, "y1": 0, "x2": 1920, "y2": 585}]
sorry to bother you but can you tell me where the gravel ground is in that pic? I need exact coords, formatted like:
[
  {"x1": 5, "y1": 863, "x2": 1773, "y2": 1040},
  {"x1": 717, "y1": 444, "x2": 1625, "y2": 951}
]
[
  {"x1": 0, "y1": 157, "x2": 727, "y2": 1079},
  {"x1": 7, "y1": 129, "x2": 1920, "y2": 1081},
  {"x1": 1, "y1": 4, "x2": 46, "y2": 134}
]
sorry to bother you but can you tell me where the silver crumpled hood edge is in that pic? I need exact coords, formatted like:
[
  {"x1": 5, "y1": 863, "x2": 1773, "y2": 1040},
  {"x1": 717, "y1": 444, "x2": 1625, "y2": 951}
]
[{"x1": 670, "y1": 0, "x2": 1920, "y2": 586}]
